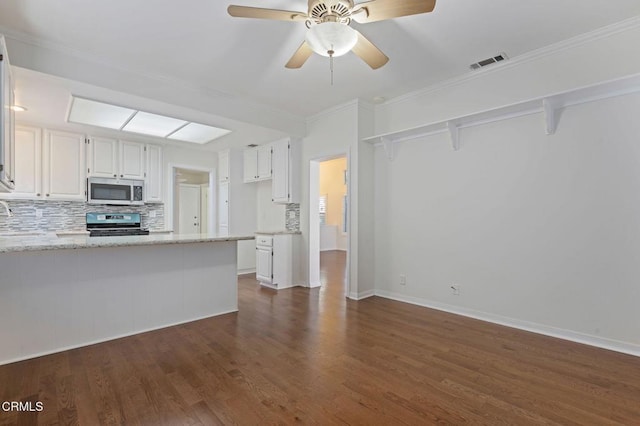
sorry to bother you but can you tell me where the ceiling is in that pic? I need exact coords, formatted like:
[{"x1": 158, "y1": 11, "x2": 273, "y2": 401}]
[{"x1": 1, "y1": 0, "x2": 640, "y2": 144}]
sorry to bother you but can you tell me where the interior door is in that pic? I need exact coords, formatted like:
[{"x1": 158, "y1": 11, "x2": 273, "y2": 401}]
[{"x1": 178, "y1": 184, "x2": 201, "y2": 234}]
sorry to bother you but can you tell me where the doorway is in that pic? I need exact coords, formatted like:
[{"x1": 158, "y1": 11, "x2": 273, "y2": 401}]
[
  {"x1": 169, "y1": 166, "x2": 215, "y2": 234},
  {"x1": 311, "y1": 154, "x2": 349, "y2": 297}
]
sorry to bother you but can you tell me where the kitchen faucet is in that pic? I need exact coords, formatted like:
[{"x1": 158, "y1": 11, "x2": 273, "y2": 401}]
[{"x1": 0, "y1": 200, "x2": 13, "y2": 217}]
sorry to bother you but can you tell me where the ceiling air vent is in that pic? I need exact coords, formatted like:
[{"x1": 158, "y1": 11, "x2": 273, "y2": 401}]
[
  {"x1": 247, "y1": 144, "x2": 258, "y2": 148},
  {"x1": 470, "y1": 53, "x2": 508, "y2": 70}
]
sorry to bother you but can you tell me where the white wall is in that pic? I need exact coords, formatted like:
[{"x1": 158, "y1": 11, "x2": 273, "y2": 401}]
[
  {"x1": 374, "y1": 20, "x2": 640, "y2": 135},
  {"x1": 302, "y1": 102, "x2": 358, "y2": 288},
  {"x1": 226, "y1": 147, "x2": 257, "y2": 272},
  {"x1": 374, "y1": 92, "x2": 640, "y2": 355},
  {"x1": 366, "y1": 18, "x2": 640, "y2": 355},
  {"x1": 256, "y1": 180, "x2": 285, "y2": 231}
]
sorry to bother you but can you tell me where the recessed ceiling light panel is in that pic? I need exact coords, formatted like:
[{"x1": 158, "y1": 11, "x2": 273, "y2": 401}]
[
  {"x1": 168, "y1": 123, "x2": 231, "y2": 144},
  {"x1": 123, "y1": 111, "x2": 188, "y2": 137},
  {"x1": 66, "y1": 96, "x2": 232, "y2": 144},
  {"x1": 68, "y1": 97, "x2": 136, "y2": 129}
]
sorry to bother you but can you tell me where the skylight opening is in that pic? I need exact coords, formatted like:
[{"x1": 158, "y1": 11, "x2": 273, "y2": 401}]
[{"x1": 67, "y1": 96, "x2": 231, "y2": 144}]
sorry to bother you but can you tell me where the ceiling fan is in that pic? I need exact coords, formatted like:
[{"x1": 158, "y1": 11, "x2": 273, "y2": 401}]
[{"x1": 227, "y1": 0, "x2": 436, "y2": 70}]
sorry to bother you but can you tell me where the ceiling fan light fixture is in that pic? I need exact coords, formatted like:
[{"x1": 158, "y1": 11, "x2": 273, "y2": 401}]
[{"x1": 305, "y1": 22, "x2": 357, "y2": 57}]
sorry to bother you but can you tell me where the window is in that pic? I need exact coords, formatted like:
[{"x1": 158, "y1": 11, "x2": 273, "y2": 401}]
[{"x1": 319, "y1": 194, "x2": 327, "y2": 225}]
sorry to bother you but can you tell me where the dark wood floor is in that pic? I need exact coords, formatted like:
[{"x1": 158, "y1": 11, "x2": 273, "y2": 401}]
[{"x1": 2, "y1": 250, "x2": 640, "y2": 425}]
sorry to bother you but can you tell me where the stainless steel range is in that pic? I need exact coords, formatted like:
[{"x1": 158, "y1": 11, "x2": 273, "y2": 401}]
[{"x1": 86, "y1": 213, "x2": 150, "y2": 237}]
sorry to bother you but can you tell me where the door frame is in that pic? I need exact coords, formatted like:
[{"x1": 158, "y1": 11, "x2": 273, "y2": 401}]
[
  {"x1": 167, "y1": 163, "x2": 216, "y2": 233},
  {"x1": 309, "y1": 152, "x2": 350, "y2": 298}
]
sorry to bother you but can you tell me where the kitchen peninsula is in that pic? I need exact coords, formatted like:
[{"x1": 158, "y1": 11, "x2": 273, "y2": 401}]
[{"x1": 0, "y1": 233, "x2": 253, "y2": 365}]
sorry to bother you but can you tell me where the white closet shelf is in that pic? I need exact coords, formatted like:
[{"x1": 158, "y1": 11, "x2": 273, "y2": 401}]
[{"x1": 364, "y1": 72, "x2": 640, "y2": 158}]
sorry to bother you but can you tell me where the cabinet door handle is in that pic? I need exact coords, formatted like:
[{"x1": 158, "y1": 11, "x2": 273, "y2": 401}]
[
  {"x1": 113, "y1": 174, "x2": 117, "y2": 177},
  {"x1": 46, "y1": 194, "x2": 50, "y2": 197},
  {"x1": 36, "y1": 193, "x2": 41, "y2": 197}
]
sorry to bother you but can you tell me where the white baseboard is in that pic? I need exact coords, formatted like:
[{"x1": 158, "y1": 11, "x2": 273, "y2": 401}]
[
  {"x1": 349, "y1": 289, "x2": 375, "y2": 300},
  {"x1": 374, "y1": 290, "x2": 640, "y2": 358},
  {"x1": 237, "y1": 268, "x2": 256, "y2": 275}
]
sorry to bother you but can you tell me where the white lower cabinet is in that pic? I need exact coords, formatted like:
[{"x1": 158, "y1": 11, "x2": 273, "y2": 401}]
[
  {"x1": 255, "y1": 233, "x2": 300, "y2": 289},
  {"x1": 256, "y1": 238, "x2": 272, "y2": 283}
]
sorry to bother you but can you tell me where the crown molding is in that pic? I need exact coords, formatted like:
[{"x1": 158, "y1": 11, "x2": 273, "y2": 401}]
[
  {"x1": 306, "y1": 98, "x2": 360, "y2": 123},
  {"x1": 383, "y1": 15, "x2": 640, "y2": 108}
]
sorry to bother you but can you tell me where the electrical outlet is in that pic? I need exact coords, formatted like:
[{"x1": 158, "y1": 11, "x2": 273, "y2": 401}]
[
  {"x1": 35, "y1": 209, "x2": 43, "y2": 218},
  {"x1": 451, "y1": 284, "x2": 460, "y2": 296},
  {"x1": 399, "y1": 275, "x2": 406, "y2": 286}
]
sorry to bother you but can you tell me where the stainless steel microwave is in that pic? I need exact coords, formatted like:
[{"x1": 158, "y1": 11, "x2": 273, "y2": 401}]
[{"x1": 87, "y1": 177, "x2": 144, "y2": 205}]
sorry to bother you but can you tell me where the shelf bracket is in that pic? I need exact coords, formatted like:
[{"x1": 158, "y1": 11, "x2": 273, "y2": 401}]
[
  {"x1": 381, "y1": 137, "x2": 395, "y2": 161},
  {"x1": 543, "y1": 98, "x2": 558, "y2": 135},
  {"x1": 447, "y1": 122, "x2": 460, "y2": 151}
]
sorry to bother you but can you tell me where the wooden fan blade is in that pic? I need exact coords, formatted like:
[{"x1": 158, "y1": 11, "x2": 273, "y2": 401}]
[
  {"x1": 352, "y1": 0, "x2": 436, "y2": 24},
  {"x1": 227, "y1": 5, "x2": 307, "y2": 22},
  {"x1": 351, "y1": 31, "x2": 389, "y2": 69},
  {"x1": 285, "y1": 41, "x2": 314, "y2": 69}
]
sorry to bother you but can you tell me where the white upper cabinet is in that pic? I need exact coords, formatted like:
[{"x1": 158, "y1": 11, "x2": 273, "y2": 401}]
[
  {"x1": 43, "y1": 130, "x2": 86, "y2": 200},
  {"x1": 10, "y1": 126, "x2": 86, "y2": 200},
  {"x1": 257, "y1": 144, "x2": 272, "y2": 179},
  {"x1": 243, "y1": 148, "x2": 257, "y2": 182},
  {"x1": 119, "y1": 140, "x2": 145, "y2": 180},
  {"x1": 12, "y1": 125, "x2": 42, "y2": 197},
  {"x1": 271, "y1": 138, "x2": 300, "y2": 204},
  {"x1": 87, "y1": 137, "x2": 118, "y2": 178},
  {"x1": 0, "y1": 36, "x2": 15, "y2": 192},
  {"x1": 243, "y1": 144, "x2": 271, "y2": 183},
  {"x1": 218, "y1": 149, "x2": 230, "y2": 182},
  {"x1": 87, "y1": 138, "x2": 145, "y2": 180},
  {"x1": 144, "y1": 144, "x2": 163, "y2": 203}
]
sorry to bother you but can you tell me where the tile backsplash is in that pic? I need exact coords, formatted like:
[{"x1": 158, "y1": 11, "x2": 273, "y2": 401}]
[
  {"x1": 0, "y1": 200, "x2": 164, "y2": 234},
  {"x1": 285, "y1": 203, "x2": 300, "y2": 232}
]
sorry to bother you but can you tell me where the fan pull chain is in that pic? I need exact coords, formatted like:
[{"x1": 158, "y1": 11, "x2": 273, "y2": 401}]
[{"x1": 327, "y1": 47, "x2": 336, "y2": 86}]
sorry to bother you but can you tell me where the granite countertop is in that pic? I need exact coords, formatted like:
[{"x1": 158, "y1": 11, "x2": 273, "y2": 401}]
[
  {"x1": 255, "y1": 230, "x2": 302, "y2": 235},
  {"x1": 0, "y1": 233, "x2": 255, "y2": 254}
]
